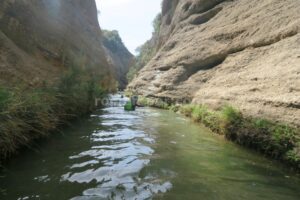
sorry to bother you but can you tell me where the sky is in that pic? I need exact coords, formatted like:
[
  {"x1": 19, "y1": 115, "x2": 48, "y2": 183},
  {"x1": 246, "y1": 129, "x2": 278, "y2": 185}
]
[{"x1": 95, "y1": 0, "x2": 162, "y2": 54}]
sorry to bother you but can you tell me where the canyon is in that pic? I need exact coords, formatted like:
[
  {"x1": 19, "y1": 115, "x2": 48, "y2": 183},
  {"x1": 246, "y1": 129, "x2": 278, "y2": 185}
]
[
  {"x1": 128, "y1": 0, "x2": 300, "y2": 128},
  {"x1": 0, "y1": 0, "x2": 132, "y2": 89}
]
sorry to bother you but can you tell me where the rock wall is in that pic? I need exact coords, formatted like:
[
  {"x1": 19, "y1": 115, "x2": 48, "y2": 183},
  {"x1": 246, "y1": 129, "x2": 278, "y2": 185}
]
[
  {"x1": 102, "y1": 30, "x2": 134, "y2": 90},
  {"x1": 0, "y1": 0, "x2": 114, "y2": 87},
  {"x1": 128, "y1": 0, "x2": 300, "y2": 127}
]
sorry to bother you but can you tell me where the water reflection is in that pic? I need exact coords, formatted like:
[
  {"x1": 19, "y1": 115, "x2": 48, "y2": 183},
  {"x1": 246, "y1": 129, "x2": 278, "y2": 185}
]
[
  {"x1": 1, "y1": 94, "x2": 300, "y2": 200},
  {"x1": 61, "y1": 97, "x2": 174, "y2": 199}
]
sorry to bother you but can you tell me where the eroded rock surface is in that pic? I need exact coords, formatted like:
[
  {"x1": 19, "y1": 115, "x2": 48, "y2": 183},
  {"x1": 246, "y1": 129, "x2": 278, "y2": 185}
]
[
  {"x1": 128, "y1": 0, "x2": 300, "y2": 127},
  {"x1": 0, "y1": 0, "x2": 114, "y2": 87}
]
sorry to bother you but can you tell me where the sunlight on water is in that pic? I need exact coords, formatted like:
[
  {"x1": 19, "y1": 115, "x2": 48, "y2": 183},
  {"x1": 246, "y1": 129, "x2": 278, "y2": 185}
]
[{"x1": 0, "y1": 94, "x2": 300, "y2": 200}]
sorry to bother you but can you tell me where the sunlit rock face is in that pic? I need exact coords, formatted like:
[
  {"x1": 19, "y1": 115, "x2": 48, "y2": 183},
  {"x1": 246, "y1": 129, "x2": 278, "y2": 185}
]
[
  {"x1": 128, "y1": 0, "x2": 300, "y2": 127},
  {"x1": 0, "y1": 0, "x2": 114, "y2": 87}
]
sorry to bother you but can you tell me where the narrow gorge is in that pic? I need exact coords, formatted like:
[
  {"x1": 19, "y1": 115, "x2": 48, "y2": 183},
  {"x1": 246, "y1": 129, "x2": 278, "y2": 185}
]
[
  {"x1": 128, "y1": 0, "x2": 300, "y2": 168},
  {"x1": 0, "y1": 0, "x2": 300, "y2": 199},
  {"x1": 129, "y1": 0, "x2": 300, "y2": 128}
]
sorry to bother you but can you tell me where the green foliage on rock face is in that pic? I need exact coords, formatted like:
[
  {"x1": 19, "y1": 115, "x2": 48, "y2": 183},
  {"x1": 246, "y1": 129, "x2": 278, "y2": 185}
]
[
  {"x1": 153, "y1": 13, "x2": 162, "y2": 34},
  {"x1": 0, "y1": 67, "x2": 107, "y2": 160},
  {"x1": 102, "y1": 30, "x2": 127, "y2": 54},
  {"x1": 127, "y1": 13, "x2": 162, "y2": 82},
  {"x1": 102, "y1": 29, "x2": 134, "y2": 89},
  {"x1": 173, "y1": 104, "x2": 300, "y2": 169},
  {"x1": 126, "y1": 40, "x2": 156, "y2": 81}
]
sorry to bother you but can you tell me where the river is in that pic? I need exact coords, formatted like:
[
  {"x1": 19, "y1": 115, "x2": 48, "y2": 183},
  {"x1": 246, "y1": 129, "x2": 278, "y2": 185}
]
[{"x1": 0, "y1": 95, "x2": 299, "y2": 200}]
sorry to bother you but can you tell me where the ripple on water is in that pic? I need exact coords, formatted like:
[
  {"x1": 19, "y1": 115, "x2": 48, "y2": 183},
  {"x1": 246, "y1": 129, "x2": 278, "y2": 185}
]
[
  {"x1": 2, "y1": 95, "x2": 300, "y2": 200},
  {"x1": 60, "y1": 99, "x2": 173, "y2": 199}
]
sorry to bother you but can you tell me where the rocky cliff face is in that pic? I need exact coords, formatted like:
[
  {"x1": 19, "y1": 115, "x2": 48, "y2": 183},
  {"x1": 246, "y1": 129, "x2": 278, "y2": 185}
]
[
  {"x1": 0, "y1": 0, "x2": 114, "y2": 87},
  {"x1": 128, "y1": 0, "x2": 300, "y2": 127},
  {"x1": 102, "y1": 30, "x2": 134, "y2": 90}
]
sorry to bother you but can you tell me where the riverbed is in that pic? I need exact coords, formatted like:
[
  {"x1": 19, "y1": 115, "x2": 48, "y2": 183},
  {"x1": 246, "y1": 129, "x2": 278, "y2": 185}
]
[{"x1": 0, "y1": 95, "x2": 299, "y2": 200}]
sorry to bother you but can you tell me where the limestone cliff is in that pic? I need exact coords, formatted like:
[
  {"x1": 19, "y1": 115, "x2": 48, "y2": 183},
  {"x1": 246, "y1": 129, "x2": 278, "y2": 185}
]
[
  {"x1": 0, "y1": 0, "x2": 114, "y2": 88},
  {"x1": 128, "y1": 0, "x2": 300, "y2": 127},
  {"x1": 102, "y1": 30, "x2": 134, "y2": 90}
]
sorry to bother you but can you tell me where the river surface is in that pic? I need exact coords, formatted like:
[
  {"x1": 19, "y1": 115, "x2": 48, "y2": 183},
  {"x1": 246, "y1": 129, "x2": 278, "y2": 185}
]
[{"x1": 0, "y1": 95, "x2": 300, "y2": 200}]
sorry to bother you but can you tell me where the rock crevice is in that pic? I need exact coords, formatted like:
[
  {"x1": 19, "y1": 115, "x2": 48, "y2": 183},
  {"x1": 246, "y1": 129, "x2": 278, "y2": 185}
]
[{"x1": 128, "y1": 0, "x2": 300, "y2": 127}]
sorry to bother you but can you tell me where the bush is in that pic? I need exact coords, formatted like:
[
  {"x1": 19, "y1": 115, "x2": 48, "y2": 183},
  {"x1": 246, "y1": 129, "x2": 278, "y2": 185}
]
[
  {"x1": 179, "y1": 104, "x2": 195, "y2": 117},
  {"x1": 156, "y1": 99, "x2": 169, "y2": 109},
  {"x1": 0, "y1": 67, "x2": 107, "y2": 160},
  {"x1": 221, "y1": 105, "x2": 242, "y2": 125},
  {"x1": 285, "y1": 148, "x2": 300, "y2": 165},
  {"x1": 191, "y1": 105, "x2": 208, "y2": 122},
  {"x1": 220, "y1": 105, "x2": 243, "y2": 137},
  {"x1": 169, "y1": 105, "x2": 180, "y2": 112},
  {"x1": 137, "y1": 96, "x2": 149, "y2": 107}
]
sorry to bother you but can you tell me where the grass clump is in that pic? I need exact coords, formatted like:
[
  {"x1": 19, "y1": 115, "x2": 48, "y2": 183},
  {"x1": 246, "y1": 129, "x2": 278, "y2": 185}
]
[
  {"x1": 138, "y1": 96, "x2": 150, "y2": 106},
  {"x1": 220, "y1": 105, "x2": 243, "y2": 137},
  {"x1": 191, "y1": 105, "x2": 209, "y2": 122},
  {"x1": 179, "y1": 104, "x2": 195, "y2": 117},
  {"x1": 169, "y1": 105, "x2": 180, "y2": 113},
  {"x1": 0, "y1": 67, "x2": 107, "y2": 160},
  {"x1": 179, "y1": 104, "x2": 222, "y2": 133},
  {"x1": 137, "y1": 96, "x2": 169, "y2": 109}
]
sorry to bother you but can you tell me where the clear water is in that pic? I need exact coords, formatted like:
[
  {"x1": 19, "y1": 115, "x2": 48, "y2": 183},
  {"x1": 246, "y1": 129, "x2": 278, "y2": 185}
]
[{"x1": 0, "y1": 95, "x2": 300, "y2": 200}]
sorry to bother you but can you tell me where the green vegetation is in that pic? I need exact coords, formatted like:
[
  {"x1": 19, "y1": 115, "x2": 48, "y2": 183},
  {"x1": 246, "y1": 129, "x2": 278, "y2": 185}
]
[
  {"x1": 152, "y1": 13, "x2": 162, "y2": 34},
  {"x1": 0, "y1": 67, "x2": 107, "y2": 160},
  {"x1": 102, "y1": 30, "x2": 127, "y2": 53},
  {"x1": 138, "y1": 96, "x2": 169, "y2": 109},
  {"x1": 125, "y1": 95, "x2": 300, "y2": 169},
  {"x1": 102, "y1": 29, "x2": 134, "y2": 89},
  {"x1": 176, "y1": 104, "x2": 300, "y2": 168},
  {"x1": 127, "y1": 13, "x2": 162, "y2": 81}
]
